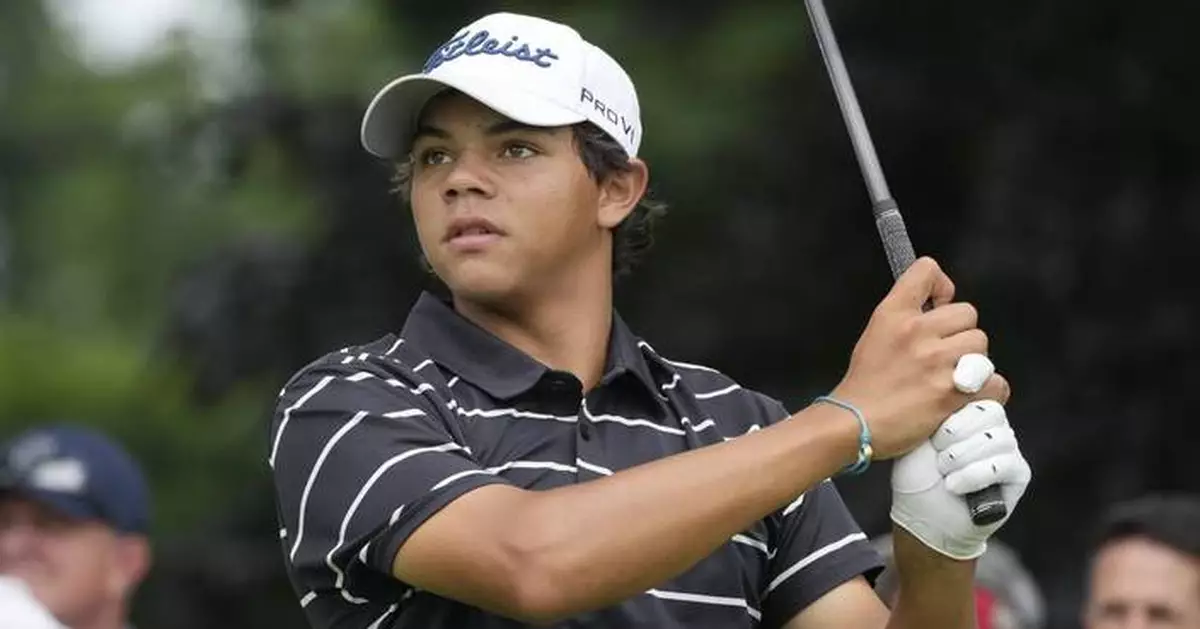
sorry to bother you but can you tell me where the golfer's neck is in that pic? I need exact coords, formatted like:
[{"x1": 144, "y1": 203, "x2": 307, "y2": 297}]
[{"x1": 453, "y1": 265, "x2": 613, "y2": 391}]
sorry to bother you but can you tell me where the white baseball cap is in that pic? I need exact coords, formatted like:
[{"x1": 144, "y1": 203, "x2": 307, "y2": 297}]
[{"x1": 360, "y1": 12, "x2": 642, "y2": 160}]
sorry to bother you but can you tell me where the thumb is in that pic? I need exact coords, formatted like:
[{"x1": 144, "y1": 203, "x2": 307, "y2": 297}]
[{"x1": 884, "y1": 257, "x2": 955, "y2": 312}]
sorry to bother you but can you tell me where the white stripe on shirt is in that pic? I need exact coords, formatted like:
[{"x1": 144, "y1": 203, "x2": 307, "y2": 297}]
[
  {"x1": 767, "y1": 532, "x2": 867, "y2": 594},
  {"x1": 589, "y1": 413, "x2": 686, "y2": 435},
  {"x1": 576, "y1": 457, "x2": 614, "y2": 476},
  {"x1": 430, "y1": 468, "x2": 495, "y2": 491},
  {"x1": 681, "y1": 417, "x2": 716, "y2": 433},
  {"x1": 486, "y1": 460, "x2": 578, "y2": 475},
  {"x1": 782, "y1": 493, "x2": 806, "y2": 517},
  {"x1": 384, "y1": 408, "x2": 427, "y2": 419},
  {"x1": 384, "y1": 379, "x2": 435, "y2": 395},
  {"x1": 269, "y1": 375, "x2": 335, "y2": 468},
  {"x1": 456, "y1": 406, "x2": 578, "y2": 423},
  {"x1": 731, "y1": 534, "x2": 771, "y2": 556},
  {"x1": 582, "y1": 401, "x2": 685, "y2": 436},
  {"x1": 367, "y1": 604, "x2": 399, "y2": 629},
  {"x1": 289, "y1": 411, "x2": 370, "y2": 561},
  {"x1": 430, "y1": 459, "x2": 590, "y2": 491},
  {"x1": 659, "y1": 358, "x2": 721, "y2": 374},
  {"x1": 324, "y1": 442, "x2": 467, "y2": 602},
  {"x1": 331, "y1": 441, "x2": 465, "y2": 564},
  {"x1": 348, "y1": 371, "x2": 437, "y2": 398},
  {"x1": 636, "y1": 341, "x2": 723, "y2": 373},
  {"x1": 646, "y1": 588, "x2": 762, "y2": 621},
  {"x1": 427, "y1": 458, "x2": 612, "y2": 496},
  {"x1": 694, "y1": 384, "x2": 743, "y2": 399}
]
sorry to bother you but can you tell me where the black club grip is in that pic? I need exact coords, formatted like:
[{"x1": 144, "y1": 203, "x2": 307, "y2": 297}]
[{"x1": 966, "y1": 485, "x2": 1008, "y2": 525}]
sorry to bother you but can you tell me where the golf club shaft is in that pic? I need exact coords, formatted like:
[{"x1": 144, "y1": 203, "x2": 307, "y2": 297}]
[{"x1": 802, "y1": 0, "x2": 1007, "y2": 526}]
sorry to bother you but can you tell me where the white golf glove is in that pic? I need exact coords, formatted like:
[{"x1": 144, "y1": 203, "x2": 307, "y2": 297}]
[{"x1": 890, "y1": 398, "x2": 1032, "y2": 560}]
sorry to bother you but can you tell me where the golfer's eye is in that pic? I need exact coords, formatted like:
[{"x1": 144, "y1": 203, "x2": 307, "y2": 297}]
[
  {"x1": 417, "y1": 148, "x2": 451, "y2": 166},
  {"x1": 501, "y1": 143, "x2": 538, "y2": 159}
]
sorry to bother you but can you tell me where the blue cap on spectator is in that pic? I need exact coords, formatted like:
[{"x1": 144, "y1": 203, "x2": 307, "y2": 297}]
[{"x1": 0, "y1": 425, "x2": 150, "y2": 534}]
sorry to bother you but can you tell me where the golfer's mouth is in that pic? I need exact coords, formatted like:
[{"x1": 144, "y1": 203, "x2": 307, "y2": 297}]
[{"x1": 445, "y1": 217, "x2": 506, "y2": 248}]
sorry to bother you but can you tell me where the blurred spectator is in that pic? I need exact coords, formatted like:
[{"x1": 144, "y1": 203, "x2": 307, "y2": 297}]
[
  {"x1": 1081, "y1": 494, "x2": 1200, "y2": 629},
  {"x1": 0, "y1": 425, "x2": 152, "y2": 629},
  {"x1": 870, "y1": 533, "x2": 1046, "y2": 629}
]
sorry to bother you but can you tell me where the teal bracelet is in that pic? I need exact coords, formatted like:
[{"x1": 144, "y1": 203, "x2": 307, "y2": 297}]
[{"x1": 814, "y1": 395, "x2": 873, "y2": 476}]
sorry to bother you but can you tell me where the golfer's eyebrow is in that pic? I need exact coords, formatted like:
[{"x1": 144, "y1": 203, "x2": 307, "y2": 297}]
[
  {"x1": 411, "y1": 124, "x2": 450, "y2": 144},
  {"x1": 485, "y1": 119, "x2": 553, "y2": 136},
  {"x1": 411, "y1": 120, "x2": 553, "y2": 148}
]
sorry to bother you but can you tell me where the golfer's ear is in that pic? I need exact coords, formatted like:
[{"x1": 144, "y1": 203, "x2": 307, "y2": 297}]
[{"x1": 597, "y1": 159, "x2": 648, "y2": 229}]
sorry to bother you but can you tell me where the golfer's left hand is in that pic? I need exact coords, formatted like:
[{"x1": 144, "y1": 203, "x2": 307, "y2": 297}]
[{"x1": 889, "y1": 399, "x2": 1032, "y2": 560}]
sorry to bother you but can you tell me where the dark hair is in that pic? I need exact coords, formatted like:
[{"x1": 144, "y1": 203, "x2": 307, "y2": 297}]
[
  {"x1": 1091, "y1": 493, "x2": 1200, "y2": 559},
  {"x1": 390, "y1": 122, "x2": 668, "y2": 279}
]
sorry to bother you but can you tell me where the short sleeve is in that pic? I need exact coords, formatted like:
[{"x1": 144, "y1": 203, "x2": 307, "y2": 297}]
[
  {"x1": 750, "y1": 393, "x2": 884, "y2": 628},
  {"x1": 760, "y1": 480, "x2": 884, "y2": 627},
  {"x1": 268, "y1": 355, "x2": 512, "y2": 611}
]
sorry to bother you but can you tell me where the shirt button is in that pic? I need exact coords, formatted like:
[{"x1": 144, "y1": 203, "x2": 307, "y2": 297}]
[{"x1": 579, "y1": 421, "x2": 592, "y2": 440}]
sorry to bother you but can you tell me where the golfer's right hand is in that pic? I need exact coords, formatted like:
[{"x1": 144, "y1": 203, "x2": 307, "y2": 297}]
[{"x1": 829, "y1": 257, "x2": 1009, "y2": 460}]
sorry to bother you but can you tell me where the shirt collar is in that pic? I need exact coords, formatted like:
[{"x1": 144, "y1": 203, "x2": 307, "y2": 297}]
[
  {"x1": 605, "y1": 309, "x2": 664, "y2": 399},
  {"x1": 400, "y1": 291, "x2": 662, "y2": 401}
]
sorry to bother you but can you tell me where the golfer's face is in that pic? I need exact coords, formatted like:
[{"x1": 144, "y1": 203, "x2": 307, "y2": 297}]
[
  {"x1": 1083, "y1": 537, "x2": 1200, "y2": 629},
  {"x1": 408, "y1": 91, "x2": 604, "y2": 303}
]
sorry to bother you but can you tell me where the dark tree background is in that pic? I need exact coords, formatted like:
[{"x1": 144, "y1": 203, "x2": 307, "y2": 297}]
[{"x1": 1, "y1": 1, "x2": 1196, "y2": 627}]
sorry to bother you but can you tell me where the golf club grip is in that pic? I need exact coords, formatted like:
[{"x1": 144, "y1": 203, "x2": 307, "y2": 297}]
[
  {"x1": 874, "y1": 200, "x2": 1008, "y2": 527},
  {"x1": 873, "y1": 199, "x2": 917, "y2": 281}
]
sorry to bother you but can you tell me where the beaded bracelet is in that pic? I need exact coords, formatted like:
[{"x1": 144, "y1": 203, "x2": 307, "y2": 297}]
[{"x1": 814, "y1": 395, "x2": 873, "y2": 476}]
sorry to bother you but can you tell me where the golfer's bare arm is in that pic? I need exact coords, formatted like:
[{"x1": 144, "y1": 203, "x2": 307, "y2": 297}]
[{"x1": 391, "y1": 403, "x2": 860, "y2": 624}]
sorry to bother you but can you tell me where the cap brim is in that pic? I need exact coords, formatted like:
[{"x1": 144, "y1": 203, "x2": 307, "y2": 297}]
[
  {"x1": 0, "y1": 486, "x2": 97, "y2": 525},
  {"x1": 360, "y1": 73, "x2": 587, "y2": 159}
]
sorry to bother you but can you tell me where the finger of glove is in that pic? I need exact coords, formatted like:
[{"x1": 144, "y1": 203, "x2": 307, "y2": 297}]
[
  {"x1": 943, "y1": 452, "x2": 1028, "y2": 495},
  {"x1": 931, "y1": 399, "x2": 1008, "y2": 451},
  {"x1": 952, "y1": 352, "x2": 994, "y2": 394},
  {"x1": 936, "y1": 425, "x2": 1017, "y2": 476},
  {"x1": 1000, "y1": 454, "x2": 1033, "y2": 505}
]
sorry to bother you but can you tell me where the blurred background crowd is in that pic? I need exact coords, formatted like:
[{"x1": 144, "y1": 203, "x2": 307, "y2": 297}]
[{"x1": 1, "y1": 0, "x2": 1197, "y2": 628}]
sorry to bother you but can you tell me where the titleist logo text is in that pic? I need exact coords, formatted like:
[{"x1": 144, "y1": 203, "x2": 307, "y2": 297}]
[{"x1": 424, "y1": 30, "x2": 559, "y2": 73}]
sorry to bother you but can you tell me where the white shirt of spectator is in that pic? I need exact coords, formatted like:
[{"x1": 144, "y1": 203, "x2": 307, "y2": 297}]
[{"x1": 0, "y1": 576, "x2": 67, "y2": 629}]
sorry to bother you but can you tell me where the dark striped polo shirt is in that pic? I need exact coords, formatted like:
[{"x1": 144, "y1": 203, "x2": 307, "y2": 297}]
[{"x1": 269, "y1": 292, "x2": 883, "y2": 629}]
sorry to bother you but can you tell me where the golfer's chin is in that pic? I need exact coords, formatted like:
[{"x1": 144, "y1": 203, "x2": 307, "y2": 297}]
[{"x1": 436, "y1": 259, "x2": 525, "y2": 307}]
